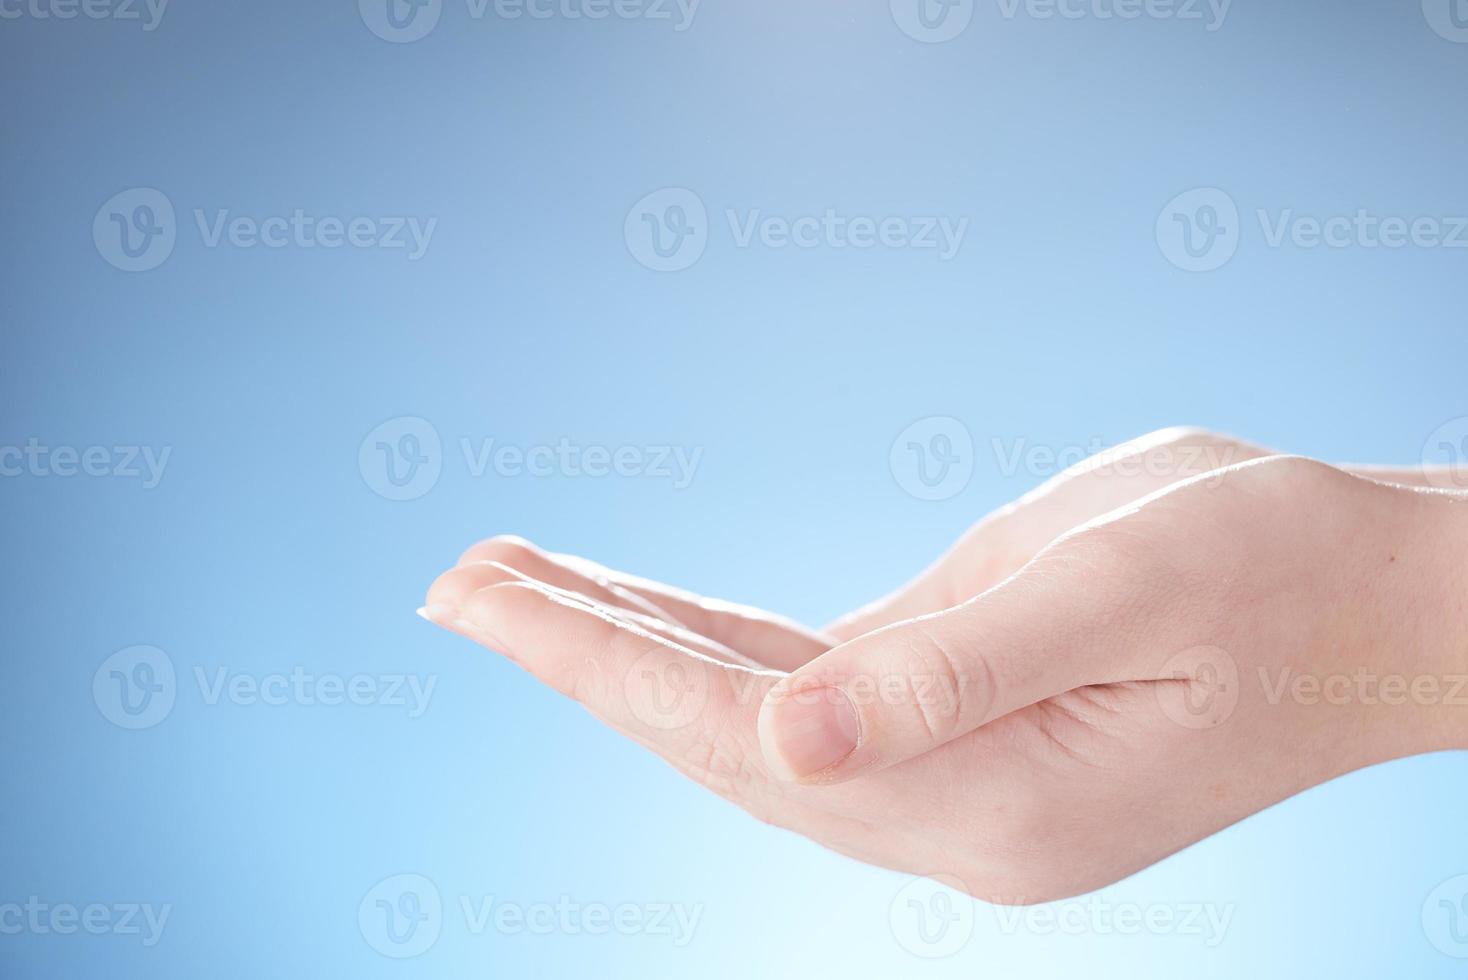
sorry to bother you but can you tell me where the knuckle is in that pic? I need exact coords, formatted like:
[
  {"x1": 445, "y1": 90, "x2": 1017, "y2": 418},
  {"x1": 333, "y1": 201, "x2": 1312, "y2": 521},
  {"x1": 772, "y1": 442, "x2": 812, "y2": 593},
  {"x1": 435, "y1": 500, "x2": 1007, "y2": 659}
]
[
  {"x1": 1130, "y1": 427, "x2": 1264, "y2": 476},
  {"x1": 889, "y1": 626, "x2": 977, "y2": 743},
  {"x1": 1142, "y1": 424, "x2": 1220, "y2": 447},
  {"x1": 1037, "y1": 521, "x2": 1195, "y2": 629},
  {"x1": 567, "y1": 650, "x2": 610, "y2": 707},
  {"x1": 462, "y1": 533, "x2": 539, "y2": 567},
  {"x1": 484, "y1": 536, "x2": 540, "y2": 569},
  {"x1": 1053, "y1": 520, "x2": 1172, "y2": 585},
  {"x1": 1198, "y1": 454, "x2": 1349, "y2": 510},
  {"x1": 1244, "y1": 453, "x2": 1341, "y2": 486}
]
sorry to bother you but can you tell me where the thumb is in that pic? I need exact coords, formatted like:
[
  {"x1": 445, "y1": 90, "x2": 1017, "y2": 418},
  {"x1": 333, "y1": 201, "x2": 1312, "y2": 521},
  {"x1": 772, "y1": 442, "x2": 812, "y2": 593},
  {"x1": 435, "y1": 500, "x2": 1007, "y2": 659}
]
[{"x1": 757, "y1": 532, "x2": 1172, "y2": 783}]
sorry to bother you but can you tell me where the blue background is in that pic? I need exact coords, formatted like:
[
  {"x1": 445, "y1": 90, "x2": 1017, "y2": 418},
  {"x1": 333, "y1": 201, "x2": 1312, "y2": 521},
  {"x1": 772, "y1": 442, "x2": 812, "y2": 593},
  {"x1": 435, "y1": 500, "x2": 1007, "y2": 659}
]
[{"x1": 3, "y1": 0, "x2": 1466, "y2": 975}]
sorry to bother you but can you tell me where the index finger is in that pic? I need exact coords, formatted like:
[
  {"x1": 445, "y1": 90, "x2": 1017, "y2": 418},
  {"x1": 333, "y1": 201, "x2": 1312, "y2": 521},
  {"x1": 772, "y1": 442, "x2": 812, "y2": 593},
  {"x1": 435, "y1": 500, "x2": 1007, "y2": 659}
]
[{"x1": 445, "y1": 578, "x2": 785, "y2": 805}]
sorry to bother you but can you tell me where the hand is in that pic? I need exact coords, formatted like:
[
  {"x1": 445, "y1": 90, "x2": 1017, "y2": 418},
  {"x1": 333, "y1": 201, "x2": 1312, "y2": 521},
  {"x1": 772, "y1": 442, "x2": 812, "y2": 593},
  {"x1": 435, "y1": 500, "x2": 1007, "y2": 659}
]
[
  {"x1": 827, "y1": 425, "x2": 1450, "y2": 640},
  {"x1": 419, "y1": 452, "x2": 1468, "y2": 902}
]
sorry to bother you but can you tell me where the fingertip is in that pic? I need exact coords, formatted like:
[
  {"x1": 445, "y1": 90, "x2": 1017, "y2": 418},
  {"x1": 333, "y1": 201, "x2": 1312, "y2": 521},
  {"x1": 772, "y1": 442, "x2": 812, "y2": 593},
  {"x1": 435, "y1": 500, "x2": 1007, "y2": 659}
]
[{"x1": 416, "y1": 603, "x2": 456, "y2": 626}]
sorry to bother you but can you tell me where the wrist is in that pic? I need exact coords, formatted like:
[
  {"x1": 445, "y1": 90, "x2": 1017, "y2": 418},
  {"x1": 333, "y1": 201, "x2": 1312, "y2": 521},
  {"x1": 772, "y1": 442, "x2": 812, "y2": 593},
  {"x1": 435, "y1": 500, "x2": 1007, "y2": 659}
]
[{"x1": 1392, "y1": 488, "x2": 1468, "y2": 753}]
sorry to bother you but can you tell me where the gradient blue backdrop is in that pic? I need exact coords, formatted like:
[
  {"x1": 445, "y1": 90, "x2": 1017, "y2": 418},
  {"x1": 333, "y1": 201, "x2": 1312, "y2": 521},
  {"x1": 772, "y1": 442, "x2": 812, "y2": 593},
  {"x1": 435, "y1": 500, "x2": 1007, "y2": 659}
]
[{"x1": 3, "y1": 0, "x2": 1467, "y2": 975}]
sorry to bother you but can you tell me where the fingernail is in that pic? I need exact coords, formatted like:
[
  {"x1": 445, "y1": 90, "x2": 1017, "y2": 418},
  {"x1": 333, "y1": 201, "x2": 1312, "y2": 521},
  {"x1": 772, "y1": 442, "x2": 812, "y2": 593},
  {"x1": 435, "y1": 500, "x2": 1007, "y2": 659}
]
[
  {"x1": 416, "y1": 603, "x2": 459, "y2": 627},
  {"x1": 767, "y1": 687, "x2": 860, "y2": 779},
  {"x1": 417, "y1": 602, "x2": 488, "y2": 641}
]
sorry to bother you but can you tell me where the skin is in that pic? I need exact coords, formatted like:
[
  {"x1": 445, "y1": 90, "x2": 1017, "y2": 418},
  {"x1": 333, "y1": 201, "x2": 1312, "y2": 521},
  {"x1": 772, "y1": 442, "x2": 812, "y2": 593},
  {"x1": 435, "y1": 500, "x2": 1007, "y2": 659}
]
[{"x1": 420, "y1": 428, "x2": 1468, "y2": 903}]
